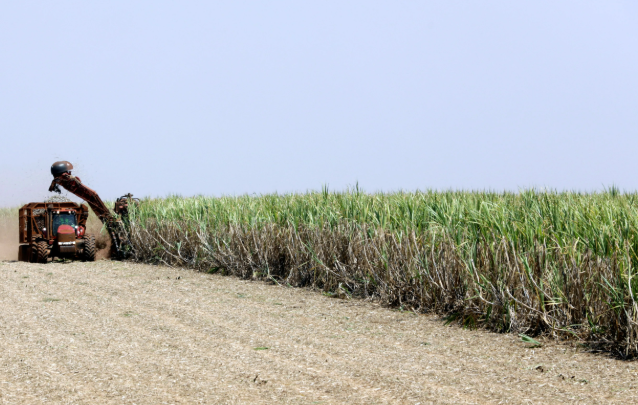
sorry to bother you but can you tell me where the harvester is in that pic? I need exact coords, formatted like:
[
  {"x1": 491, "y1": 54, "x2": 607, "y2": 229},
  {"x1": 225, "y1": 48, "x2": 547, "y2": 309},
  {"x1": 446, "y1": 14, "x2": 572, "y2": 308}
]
[
  {"x1": 17, "y1": 161, "x2": 136, "y2": 262},
  {"x1": 18, "y1": 201, "x2": 96, "y2": 263}
]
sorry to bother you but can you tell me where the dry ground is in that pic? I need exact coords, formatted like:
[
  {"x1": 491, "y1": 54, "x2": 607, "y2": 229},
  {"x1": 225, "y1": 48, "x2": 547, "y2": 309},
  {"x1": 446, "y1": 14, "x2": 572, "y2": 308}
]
[{"x1": 0, "y1": 260, "x2": 636, "y2": 404}]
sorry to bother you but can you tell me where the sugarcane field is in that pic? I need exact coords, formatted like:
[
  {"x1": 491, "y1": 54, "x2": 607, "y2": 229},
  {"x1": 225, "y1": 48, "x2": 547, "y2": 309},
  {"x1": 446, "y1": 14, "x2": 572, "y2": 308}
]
[
  {"x1": 2, "y1": 186, "x2": 638, "y2": 403},
  {"x1": 2, "y1": 2, "x2": 638, "y2": 404}
]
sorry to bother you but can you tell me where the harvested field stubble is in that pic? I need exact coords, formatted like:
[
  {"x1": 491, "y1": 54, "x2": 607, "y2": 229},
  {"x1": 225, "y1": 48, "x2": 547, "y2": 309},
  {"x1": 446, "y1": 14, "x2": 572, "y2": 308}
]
[
  {"x1": 3, "y1": 260, "x2": 636, "y2": 404},
  {"x1": 128, "y1": 190, "x2": 638, "y2": 357}
]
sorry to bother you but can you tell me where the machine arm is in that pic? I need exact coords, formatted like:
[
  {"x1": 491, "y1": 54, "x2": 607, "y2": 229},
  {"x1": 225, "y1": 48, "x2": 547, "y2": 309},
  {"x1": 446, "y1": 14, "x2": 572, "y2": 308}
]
[
  {"x1": 49, "y1": 173, "x2": 134, "y2": 259},
  {"x1": 49, "y1": 174, "x2": 111, "y2": 221}
]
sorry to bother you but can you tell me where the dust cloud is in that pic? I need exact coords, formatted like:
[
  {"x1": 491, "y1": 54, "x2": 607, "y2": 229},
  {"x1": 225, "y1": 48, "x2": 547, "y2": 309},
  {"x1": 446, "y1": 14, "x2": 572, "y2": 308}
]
[
  {"x1": 0, "y1": 218, "x2": 19, "y2": 261},
  {"x1": 89, "y1": 222, "x2": 112, "y2": 260}
]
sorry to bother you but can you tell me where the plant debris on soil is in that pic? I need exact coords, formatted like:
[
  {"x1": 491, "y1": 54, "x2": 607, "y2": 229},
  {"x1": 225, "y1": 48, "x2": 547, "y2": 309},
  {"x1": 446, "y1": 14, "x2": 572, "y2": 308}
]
[{"x1": 0, "y1": 260, "x2": 636, "y2": 404}]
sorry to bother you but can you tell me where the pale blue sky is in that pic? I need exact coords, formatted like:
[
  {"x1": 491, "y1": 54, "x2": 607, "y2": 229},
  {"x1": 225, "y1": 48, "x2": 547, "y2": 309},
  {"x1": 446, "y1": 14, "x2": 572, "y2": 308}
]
[{"x1": 1, "y1": 1, "x2": 637, "y2": 206}]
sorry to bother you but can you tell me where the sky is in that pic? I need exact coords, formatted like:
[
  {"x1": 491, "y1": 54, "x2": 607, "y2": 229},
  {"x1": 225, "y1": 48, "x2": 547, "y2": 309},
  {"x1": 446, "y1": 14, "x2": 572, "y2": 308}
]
[{"x1": 1, "y1": 1, "x2": 637, "y2": 206}]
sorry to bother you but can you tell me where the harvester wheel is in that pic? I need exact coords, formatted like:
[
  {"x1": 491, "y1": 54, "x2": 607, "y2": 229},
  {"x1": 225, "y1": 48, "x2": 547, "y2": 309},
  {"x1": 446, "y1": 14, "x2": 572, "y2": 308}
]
[
  {"x1": 33, "y1": 241, "x2": 49, "y2": 263},
  {"x1": 83, "y1": 236, "x2": 96, "y2": 262}
]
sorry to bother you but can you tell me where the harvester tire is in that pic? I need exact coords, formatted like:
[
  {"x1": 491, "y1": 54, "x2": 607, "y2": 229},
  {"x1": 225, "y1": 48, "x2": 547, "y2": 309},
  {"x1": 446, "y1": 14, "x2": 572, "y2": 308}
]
[
  {"x1": 33, "y1": 241, "x2": 49, "y2": 263},
  {"x1": 83, "y1": 236, "x2": 96, "y2": 262}
]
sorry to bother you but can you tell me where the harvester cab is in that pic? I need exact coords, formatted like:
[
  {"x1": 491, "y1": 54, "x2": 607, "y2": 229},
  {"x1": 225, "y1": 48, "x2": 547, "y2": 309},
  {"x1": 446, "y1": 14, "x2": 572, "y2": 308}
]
[{"x1": 18, "y1": 202, "x2": 95, "y2": 263}]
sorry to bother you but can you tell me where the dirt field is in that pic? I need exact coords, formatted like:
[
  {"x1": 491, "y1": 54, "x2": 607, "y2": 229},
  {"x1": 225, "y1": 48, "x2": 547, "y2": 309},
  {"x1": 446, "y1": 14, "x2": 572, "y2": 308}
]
[{"x1": 0, "y1": 260, "x2": 636, "y2": 404}]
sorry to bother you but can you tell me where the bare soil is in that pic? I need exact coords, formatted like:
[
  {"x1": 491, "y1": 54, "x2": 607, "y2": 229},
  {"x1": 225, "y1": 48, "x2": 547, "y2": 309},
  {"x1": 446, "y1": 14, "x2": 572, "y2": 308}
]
[{"x1": 0, "y1": 260, "x2": 636, "y2": 404}]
